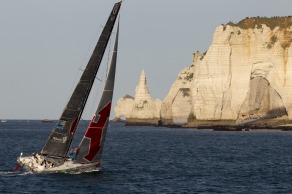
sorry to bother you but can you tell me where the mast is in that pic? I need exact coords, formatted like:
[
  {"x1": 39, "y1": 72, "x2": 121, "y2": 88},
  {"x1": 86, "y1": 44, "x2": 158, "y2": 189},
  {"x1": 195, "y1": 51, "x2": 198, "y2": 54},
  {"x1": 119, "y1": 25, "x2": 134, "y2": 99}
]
[
  {"x1": 76, "y1": 21, "x2": 119, "y2": 163},
  {"x1": 40, "y1": 2, "x2": 122, "y2": 158}
]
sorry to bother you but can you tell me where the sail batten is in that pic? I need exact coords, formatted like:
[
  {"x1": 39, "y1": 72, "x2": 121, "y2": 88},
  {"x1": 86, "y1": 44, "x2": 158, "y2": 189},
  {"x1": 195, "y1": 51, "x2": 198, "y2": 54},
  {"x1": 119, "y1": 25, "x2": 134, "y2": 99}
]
[{"x1": 40, "y1": 2, "x2": 122, "y2": 158}]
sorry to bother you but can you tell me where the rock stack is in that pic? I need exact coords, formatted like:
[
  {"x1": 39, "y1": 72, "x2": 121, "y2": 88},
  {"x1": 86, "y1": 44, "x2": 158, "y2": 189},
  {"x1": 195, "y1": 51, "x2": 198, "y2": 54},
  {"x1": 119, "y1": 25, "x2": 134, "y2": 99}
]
[{"x1": 114, "y1": 70, "x2": 161, "y2": 124}]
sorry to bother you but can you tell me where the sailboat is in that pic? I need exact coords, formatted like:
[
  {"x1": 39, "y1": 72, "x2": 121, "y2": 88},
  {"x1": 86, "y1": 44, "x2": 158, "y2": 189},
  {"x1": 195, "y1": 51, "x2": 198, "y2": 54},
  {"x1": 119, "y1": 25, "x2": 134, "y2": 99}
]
[
  {"x1": 17, "y1": 1, "x2": 122, "y2": 173},
  {"x1": 1, "y1": 119, "x2": 7, "y2": 123}
]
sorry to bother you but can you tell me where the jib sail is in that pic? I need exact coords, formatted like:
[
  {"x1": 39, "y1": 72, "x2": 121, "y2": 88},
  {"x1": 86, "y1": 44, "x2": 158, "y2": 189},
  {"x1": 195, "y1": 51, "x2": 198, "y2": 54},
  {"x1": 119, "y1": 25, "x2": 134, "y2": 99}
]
[{"x1": 76, "y1": 21, "x2": 119, "y2": 163}]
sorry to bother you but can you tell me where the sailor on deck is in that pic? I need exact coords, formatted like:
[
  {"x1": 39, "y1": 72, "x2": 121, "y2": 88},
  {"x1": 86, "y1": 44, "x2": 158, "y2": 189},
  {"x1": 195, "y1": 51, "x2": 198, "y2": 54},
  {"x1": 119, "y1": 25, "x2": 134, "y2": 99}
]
[{"x1": 68, "y1": 147, "x2": 78, "y2": 159}]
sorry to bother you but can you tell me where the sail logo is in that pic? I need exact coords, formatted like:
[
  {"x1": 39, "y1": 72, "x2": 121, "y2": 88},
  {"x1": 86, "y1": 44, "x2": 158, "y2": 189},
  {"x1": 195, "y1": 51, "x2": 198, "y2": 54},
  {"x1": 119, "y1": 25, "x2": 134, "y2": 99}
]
[
  {"x1": 56, "y1": 119, "x2": 67, "y2": 130},
  {"x1": 112, "y1": 3, "x2": 120, "y2": 14},
  {"x1": 52, "y1": 136, "x2": 68, "y2": 143},
  {"x1": 111, "y1": 4, "x2": 120, "y2": 21}
]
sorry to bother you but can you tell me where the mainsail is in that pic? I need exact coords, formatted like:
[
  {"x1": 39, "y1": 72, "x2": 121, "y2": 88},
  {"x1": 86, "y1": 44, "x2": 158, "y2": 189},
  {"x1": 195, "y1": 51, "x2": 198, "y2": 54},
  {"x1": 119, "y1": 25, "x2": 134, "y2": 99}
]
[
  {"x1": 76, "y1": 22, "x2": 120, "y2": 163},
  {"x1": 40, "y1": 2, "x2": 122, "y2": 158}
]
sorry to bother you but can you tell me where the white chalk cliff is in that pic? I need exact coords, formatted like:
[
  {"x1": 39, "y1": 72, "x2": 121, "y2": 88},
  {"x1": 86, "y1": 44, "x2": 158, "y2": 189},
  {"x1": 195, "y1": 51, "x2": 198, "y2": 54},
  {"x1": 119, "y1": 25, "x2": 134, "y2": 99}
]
[
  {"x1": 115, "y1": 17, "x2": 292, "y2": 123},
  {"x1": 114, "y1": 70, "x2": 161, "y2": 120},
  {"x1": 160, "y1": 65, "x2": 195, "y2": 123}
]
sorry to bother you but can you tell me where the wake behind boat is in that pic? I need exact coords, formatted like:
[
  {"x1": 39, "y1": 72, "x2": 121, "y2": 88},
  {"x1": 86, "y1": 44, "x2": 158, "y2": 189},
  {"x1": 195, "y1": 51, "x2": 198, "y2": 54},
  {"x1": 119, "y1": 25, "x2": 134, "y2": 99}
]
[{"x1": 17, "y1": 1, "x2": 122, "y2": 173}]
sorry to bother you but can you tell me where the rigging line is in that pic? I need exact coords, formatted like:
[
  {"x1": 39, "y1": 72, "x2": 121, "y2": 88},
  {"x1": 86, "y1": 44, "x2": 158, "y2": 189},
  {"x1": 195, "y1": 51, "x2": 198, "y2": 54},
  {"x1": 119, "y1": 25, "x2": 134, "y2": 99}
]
[
  {"x1": 100, "y1": 29, "x2": 114, "y2": 78},
  {"x1": 79, "y1": 68, "x2": 102, "y2": 82},
  {"x1": 106, "y1": 37, "x2": 112, "y2": 77},
  {"x1": 64, "y1": 26, "x2": 104, "y2": 106},
  {"x1": 62, "y1": 2, "x2": 116, "y2": 107},
  {"x1": 87, "y1": 38, "x2": 114, "y2": 119},
  {"x1": 104, "y1": 16, "x2": 119, "y2": 78},
  {"x1": 86, "y1": 23, "x2": 118, "y2": 119},
  {"x1": 95, "y1": 77, "x2": 102, "y2": 82},
  {"x1": 87, "y1": 78, "x2": 103, "y2": 119},
  {"x1": 85, "y1": 14, "x2": 120, "y2": 120}
]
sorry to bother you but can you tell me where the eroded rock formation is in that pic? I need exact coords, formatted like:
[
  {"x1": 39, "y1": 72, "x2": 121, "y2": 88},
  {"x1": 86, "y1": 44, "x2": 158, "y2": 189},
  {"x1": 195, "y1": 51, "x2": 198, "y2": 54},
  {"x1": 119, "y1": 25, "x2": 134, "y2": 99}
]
[
  {"x1": 114, "y1": 70, "x2": 161, "y2": 122},
  {"x1": 115, "y1": 17, "x2": 292, "y2": 125}
]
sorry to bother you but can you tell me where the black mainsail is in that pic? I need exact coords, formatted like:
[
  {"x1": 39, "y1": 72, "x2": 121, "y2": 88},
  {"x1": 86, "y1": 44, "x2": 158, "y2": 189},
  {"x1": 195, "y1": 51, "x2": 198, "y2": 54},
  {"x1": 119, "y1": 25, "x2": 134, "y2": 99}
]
[{"x1": 40, "y1": 2, "x2": 122, "y2": 158}]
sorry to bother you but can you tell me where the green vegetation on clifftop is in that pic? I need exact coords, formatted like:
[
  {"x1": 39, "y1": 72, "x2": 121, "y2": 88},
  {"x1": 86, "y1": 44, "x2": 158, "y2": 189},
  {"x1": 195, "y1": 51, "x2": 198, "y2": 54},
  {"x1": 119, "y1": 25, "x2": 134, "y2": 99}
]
[{"x1": 224, "y1": 16, "x2": 292, "y2": 30}]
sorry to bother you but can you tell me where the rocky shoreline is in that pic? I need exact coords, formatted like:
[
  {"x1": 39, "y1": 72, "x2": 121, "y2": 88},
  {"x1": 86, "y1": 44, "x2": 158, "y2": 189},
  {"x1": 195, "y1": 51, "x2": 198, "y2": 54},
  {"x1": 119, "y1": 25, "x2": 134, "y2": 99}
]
[{"x1": 113, "y1": 118, "x2": 292, "y2": 131}]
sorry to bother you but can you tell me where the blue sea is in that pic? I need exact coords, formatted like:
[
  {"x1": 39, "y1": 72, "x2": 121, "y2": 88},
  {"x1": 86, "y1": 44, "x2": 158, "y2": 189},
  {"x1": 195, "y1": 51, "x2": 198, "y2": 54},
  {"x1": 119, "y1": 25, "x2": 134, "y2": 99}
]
[{"x1": 1, "y1": 121, "x2": 292, "y2": 193}]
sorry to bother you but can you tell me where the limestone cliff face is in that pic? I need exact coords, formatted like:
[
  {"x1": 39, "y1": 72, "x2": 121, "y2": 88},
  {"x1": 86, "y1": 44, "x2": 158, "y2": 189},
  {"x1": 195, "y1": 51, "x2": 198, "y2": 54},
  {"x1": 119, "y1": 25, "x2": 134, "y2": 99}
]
[
  {"x1": 115, "y1": 17, "x2": 292, "y2": 123},
  {"x1": 191, "y1": 18, "x2": 292, "y2": 121},
  {"x1": 160, "y1": 66, "x2": 195, "y2": 123},
  {"x1": 114, "y1": 70, "x2": 161, "y2": 120}
]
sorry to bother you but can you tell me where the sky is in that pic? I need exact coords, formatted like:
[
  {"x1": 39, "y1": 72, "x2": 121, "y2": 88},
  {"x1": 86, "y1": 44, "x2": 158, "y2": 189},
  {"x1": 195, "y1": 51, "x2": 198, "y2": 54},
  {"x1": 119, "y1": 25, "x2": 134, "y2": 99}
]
[{"x1": 0, "y1": 0, "x2": 292, "y2": 120}]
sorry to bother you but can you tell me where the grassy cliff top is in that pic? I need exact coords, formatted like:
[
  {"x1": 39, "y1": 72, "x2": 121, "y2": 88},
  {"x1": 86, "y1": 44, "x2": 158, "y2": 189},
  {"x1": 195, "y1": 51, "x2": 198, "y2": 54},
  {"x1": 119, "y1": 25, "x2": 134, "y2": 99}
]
[{"x1": 225, "y1": 16, "x2": 292, "y2": 30}]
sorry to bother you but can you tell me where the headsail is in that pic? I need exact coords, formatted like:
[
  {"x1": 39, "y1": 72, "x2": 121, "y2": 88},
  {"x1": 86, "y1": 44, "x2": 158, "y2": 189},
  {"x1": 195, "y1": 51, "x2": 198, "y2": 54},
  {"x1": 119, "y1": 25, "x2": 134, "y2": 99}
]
[
  {"x1": 76, "y1": 21, "x2": 120, "y2": 163},
  {"x1": 40, "y1": 2, "x2": 122, "y2": 158}
]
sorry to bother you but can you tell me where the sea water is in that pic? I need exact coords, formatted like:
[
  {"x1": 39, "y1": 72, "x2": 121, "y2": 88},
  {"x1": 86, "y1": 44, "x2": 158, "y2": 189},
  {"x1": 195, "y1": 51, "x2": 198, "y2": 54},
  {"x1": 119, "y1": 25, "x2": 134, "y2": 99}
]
[{"x1": 1, "y1": 121, "x2": 292, "y2": 193}]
